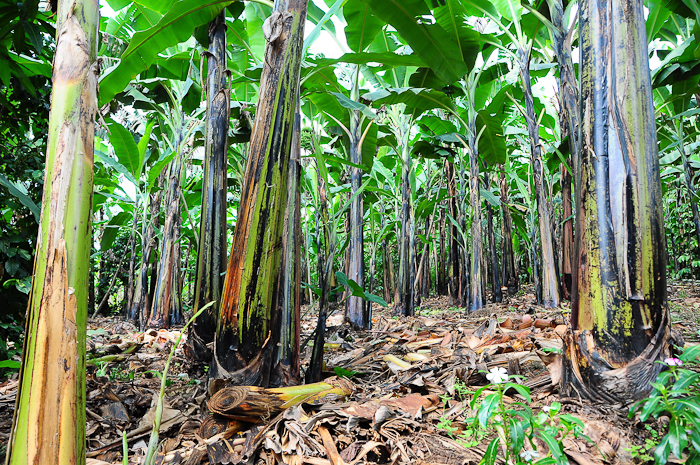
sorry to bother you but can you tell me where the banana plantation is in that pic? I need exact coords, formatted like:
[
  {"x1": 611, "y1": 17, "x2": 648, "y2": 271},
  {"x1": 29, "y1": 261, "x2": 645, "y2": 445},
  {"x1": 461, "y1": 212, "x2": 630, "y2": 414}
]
[{"x1": 2, "y1": 0, "x2": 700, "y2": 463}]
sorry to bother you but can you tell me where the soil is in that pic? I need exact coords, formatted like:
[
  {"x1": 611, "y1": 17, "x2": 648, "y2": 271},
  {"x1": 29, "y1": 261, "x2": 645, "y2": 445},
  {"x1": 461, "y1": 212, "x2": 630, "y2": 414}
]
[{"x1": 0, "y1": 281, "x2": 698, "y2": 464}]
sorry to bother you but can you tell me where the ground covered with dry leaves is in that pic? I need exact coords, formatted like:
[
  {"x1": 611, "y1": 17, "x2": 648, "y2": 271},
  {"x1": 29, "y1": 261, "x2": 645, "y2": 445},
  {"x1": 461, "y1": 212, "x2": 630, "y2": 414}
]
[{"x1": 1, "y1": 282, "x2": 699, "y2": 464}]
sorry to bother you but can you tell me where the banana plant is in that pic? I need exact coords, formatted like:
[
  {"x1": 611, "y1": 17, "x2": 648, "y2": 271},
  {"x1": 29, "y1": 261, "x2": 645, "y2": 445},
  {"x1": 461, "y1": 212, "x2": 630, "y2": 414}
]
[
  {"x1": 190, "y1": 11, "x2": 229, "y2": 363},
  {"x1": 94, "y1": 115, "x2": 154, "y2": 319},
  {"x1": 562, "y1": 0, "x2": 670, "y2": 404},
  {"x1": 656, "y1": 90, "x2": 700, "y2": 256},
  {"x1": 360, "y1": 0, "x2": 511, "y2": 313},
  {"x1": 302, "y1": 107, "x2": 352, "y2": 382},
  {"x1": 302, "y1": 23, "x2": 386, "y2": 327},
  {"x1": 6, "y1": 1, "x2": 99, "y2": 463},
  {"x1": 650, "y1": 17, "x2": 700, "y2": 255},
  {"x1": 98, "y1": 0, "x2": 275, "y2": 107},
  {"x1": 213, "y1": 0, "x2": 308, "y2": 387},
  {"x1": 528, "y1": 0, "x2": 578, "y2": 299},
  {"x1": 141, "y1": 79, "x2": 205, "y2": 329},
  {"x1": 462, "y1": 0, "x2": 560, "y2": 308}
]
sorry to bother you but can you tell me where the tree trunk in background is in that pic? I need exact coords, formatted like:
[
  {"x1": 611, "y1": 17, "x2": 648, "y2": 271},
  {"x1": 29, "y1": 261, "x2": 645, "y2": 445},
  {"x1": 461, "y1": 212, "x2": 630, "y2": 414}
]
[
  {"x1": 437, "y1": 207, "x2": 447, "y2": 295},
  {"x1": 190, "y1": 12, "x2": 229, "y2": 362},
  {"x1": 305, "y1": 207, "x2": 313, "y2": 304},
  {"x1": 458, "y1": 165, "x2": 469, "y2": 306},
  {"x1": 421, "y1": 217, "x2": 430, "y2": 298},
  {"x1": 382, "y1": 245, "x2": 394, "y2": 304},
  {"x1": 213, "y1": 0, "x2": 308, "y2": 386},
  {"x1": 679, "y1": 145, "x2": 700, "y2": 250},
  {"x1": 6, "y1": 1, "x2": 98, "y2": 462},
  {"x1": 446, "y1": 159, "x2": 463, "y2": 306},
  {"x1": 146, "y1": 249, "x2": 158, "y2": 319},
  {"x1": 270, "y1": 100, "x2": 302, "y2": 386},
  {"x1": 548, "y1": 0, "x2": 578, "y2": 301},
  {"x1": 126, "y1": 217, "x2": 137, "y2": 313},
  {"x1": 670, "y1": 213, "x2": 679, "y2": 275},
  {"x1": 561, "y1": 164, "x2": 574, "y2": 299},
  {"x1": 171, "y1": 211, "x2": 183, "y2": 325},
  {"x1": 315, "y1": 211, "x2": 324, "y2": 292},
  {"x1": 97, "y1": 235, "x2": 108, "y2": 308},
  {"x1": 148, "y1": 141, "x2": 184, "y2": 328},
  {"x1": 346, "y1": 104, "x2": 367, "y2": 329},
  {"x1": 381, "y1": 208, "x2": 395, "y2": 303},
  {"x1": 671, "y1": 187, "x2": 681, "y2": 275},
  {"x1": 432, "y1": 231, "x2": 439, "y2": 295},
  {"x1": 531, "y1": 225, "x2": 542, "y2": 304},
  {"x1": 394, "y1": 140, "x2": 415, "y2": 316},
  {"x1": 519, "y1": 49, "x2": 560, "y2": 308},
  {"x1": 130, "y1": 175, "x2": 163, "y2": 328},
  {"x1": 342, "y1": 207, "x2": 350, "y2": 303},
  {"x1": 468, "y1": 124, "x2": 483, "y2": 312},
  {"x1": 562, "y1": 0, "x2": 670, "y2": 403},
  {"x1": 307, "y1": 162, "x2": 332, "y2": 384},
  {"x1": 415, "y1": 247, "x2": 422, "y2": 309},
  {"x1": 499, "y1": 169, "x2": 518, "y2": 294},
  {"x1": 487, "y1": 197, "x2": 502, "y2": 303},
  {"x1": 180, "y1": 246, "x2": 191, "y2": 312},
  {"x1": 368, "y1": 236, "x2": 376, "y2": 320}
]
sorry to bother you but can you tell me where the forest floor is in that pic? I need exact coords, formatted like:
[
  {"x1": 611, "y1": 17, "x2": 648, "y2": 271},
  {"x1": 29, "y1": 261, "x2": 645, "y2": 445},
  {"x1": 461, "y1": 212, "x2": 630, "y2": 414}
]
[{"x1": 1, "y1": 282, "x2": 699, "y2": 465}]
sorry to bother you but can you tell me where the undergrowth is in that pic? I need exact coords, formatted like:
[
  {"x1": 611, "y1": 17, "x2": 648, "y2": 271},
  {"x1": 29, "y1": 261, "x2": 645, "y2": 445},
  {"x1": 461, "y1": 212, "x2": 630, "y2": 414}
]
[
  {"x1": 630, "y1": 344, "x2": 700, "y2": 464},
  {"x1": 437, "y1": 368, "x2": 591, "y2": 464}
]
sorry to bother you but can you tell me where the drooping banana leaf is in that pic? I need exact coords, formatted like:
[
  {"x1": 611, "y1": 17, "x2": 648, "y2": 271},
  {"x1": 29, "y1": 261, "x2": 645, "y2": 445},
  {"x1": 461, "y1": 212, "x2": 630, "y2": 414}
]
[
  {"x1": 359, "y1": 0, "x2": 467, "y2": 83},
  {"x1": 99, "y1": 0, "x2": 235, "y2": 106}
]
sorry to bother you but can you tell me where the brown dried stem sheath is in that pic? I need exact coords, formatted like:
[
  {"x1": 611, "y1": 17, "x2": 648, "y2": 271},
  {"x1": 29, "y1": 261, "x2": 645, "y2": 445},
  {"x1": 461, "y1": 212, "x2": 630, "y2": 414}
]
[{"x1": 207, "y1": 377, "x2": 353, "y2": 421}]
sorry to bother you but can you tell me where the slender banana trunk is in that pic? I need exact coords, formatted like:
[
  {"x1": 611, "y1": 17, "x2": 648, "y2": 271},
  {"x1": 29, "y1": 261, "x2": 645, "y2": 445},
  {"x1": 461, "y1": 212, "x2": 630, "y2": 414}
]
[
  {"x1": 346, "y1": 101, "x2": 367, "y2": 328},
  {"x1": 190, "y1": 12, "x2": 229, "y2": 361},
  {"x1": 499, "y1": 169, "x2": 518, "y2": 294},
  {"x1": 445, "y1": 159, "x2": 463, "y2": 306},
  {"x1": 381, "y1": 204, "x2": 394, "y2": 303},
  {"x1": 486, "y1": 175, "x2": 502, "y2": 303},
  {"x1": 307, "y1": 164, "x2": 331, "y2": 384},
  {"x1": 437, "y1": 207, "x2": 447, "y2": 295},
  {"x1": 213, "y1": 0, "x2": 308, "y2": 386},
  {"x1": 148, "y1": 139, "x2": 184, "y2": 329},
  {"x1": 131, "y1": 175, "x2": 163, "y2": 328},
  {"x1": 562, "y1": 0, "x2": 670, "y2": 403},
  {"x1": 468, "y1": 119, "x2": 483, "y2": 312},
  {"x1": 315, "y1": 211, "x2": 323, "y2": 292},
  {"x1": 561, "y1": 164, "x2": 574, "y2": 299},
  {"x1": 421, "y1": 217, "x2": 430, "y2": 298},
  {"x1": 270, "y1": 98, "x2": 302, "y2": 386},
  {"x1": 6, "y1": 1, "x2": 99, "y2": 462},
  {"x1": 171, "y1": 211, "x2": 183, "y2": 325},
  {"x1": 458, "y1": 161, "x2": 469, "y2": 305},
  {"x1": 548, "y1": 0, "x2": 578, "y2": 301},
  {"x1": 679, "y1": 142, "x2": 700, "y2": 249},
  {"x1": 394, "y1": 137, "x2": 415, "y2": 316},
  {"x1": 531, "y1": 221, "x2": 542, "y2": 304},
  {"x1": 305, "y1": 203, "x2": 313, "y2": 304},
  {"x1": 519, "y1": 48, "x2": 560, "y2": 308},
  {"x1": 126, "y1": 216, "x2": 137, "y2": 313}
]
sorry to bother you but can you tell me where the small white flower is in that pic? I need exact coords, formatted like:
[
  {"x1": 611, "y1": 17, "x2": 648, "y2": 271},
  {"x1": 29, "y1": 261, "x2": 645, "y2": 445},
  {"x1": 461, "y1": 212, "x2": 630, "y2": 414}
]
[
  {"x1": 664, "y1": 357, "x2": 683, "y2": 367},
  {"x1": 486, "y1": 367, "x2": 509, "y2": 384},
  {"x1": 520, "y1": 450, "x2": 539, "y2": 462},
  {"x1": 542, "y1": 406, "x2": 551, "y2": 413}
]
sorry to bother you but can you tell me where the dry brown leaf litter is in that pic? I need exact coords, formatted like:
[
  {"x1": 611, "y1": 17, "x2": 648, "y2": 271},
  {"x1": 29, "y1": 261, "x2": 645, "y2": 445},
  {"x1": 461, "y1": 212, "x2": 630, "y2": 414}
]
[{"x1": 0, "y1": 282, "x2": 699, "y2": 464}]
